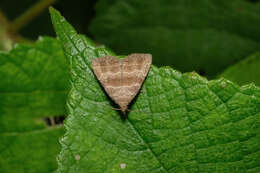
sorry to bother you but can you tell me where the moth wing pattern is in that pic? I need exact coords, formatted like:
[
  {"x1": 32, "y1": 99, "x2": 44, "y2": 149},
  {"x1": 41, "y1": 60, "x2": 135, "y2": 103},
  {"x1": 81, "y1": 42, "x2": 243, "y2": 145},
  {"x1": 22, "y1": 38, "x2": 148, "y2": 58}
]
[
  {"x1": 91, "y1": 53, "x2": 152, "y2": 113},
  {"x1": 91, "y1": 56, "x2": 122, "y2": 104},
  {"x1": 121, "y1": 54, "x2": 152, "y2": 105}
]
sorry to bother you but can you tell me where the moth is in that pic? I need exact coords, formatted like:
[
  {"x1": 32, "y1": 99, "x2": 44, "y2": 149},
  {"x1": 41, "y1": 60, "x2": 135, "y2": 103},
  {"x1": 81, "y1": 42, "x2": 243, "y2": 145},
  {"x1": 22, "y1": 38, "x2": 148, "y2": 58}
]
[{"x1": 91, "y1": 53, "x2": 152, "y2": 114}]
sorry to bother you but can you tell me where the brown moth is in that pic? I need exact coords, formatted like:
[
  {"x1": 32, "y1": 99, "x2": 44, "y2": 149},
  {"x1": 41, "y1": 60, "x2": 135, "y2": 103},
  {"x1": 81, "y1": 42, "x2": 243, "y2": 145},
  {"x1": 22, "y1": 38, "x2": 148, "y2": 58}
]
[{"x1": 91, "y1": 53, "x2": 152, "y2": 114}]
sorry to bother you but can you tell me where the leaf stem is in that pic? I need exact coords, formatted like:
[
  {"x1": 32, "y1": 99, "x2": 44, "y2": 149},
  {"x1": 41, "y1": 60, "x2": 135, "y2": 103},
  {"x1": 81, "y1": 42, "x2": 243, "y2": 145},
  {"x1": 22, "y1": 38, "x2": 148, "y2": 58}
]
[
  {"x1": 9, "y1": 0, "x2": 57, "y2": 33},
  {"x1": 0, "y1": 9, "x2": 10, "y2": 27}
]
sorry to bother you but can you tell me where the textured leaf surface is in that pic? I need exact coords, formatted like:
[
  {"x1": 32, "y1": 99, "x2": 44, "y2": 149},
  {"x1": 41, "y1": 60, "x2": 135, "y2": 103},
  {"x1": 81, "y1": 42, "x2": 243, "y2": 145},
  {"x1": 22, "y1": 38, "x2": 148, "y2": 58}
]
[
  {"x1": 51, "y1": 8, "x2": 260, "y2": 173},
  {"x1": 90, "y1": 0, "x2": 260, "y2": 78},
  {"x1": 219, "y1": 52, "x2": 260, "y2": 86},
  {"x1": 0, "y1": 37, "x2": 68, "y2": 172}
]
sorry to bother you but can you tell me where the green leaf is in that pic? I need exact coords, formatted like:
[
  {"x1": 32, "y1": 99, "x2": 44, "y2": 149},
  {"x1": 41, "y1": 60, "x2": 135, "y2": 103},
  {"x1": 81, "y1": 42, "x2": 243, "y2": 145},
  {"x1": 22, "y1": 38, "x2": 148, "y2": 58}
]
[
  {"x1": 90, "y1": 0, "x2": 260, "y2": 78},
  {"x1": 0, "y1": 37, "x2": 68, "y2": 172},
  {"x1": 0, "y1": 127, "x2": 64, "y2": 173},
  {"x1": 219, "y1": 52, "x2": 260, "y2": 86},
  {"x1": 0, "y1": 36, "x2": 68, "y2": 132},
  {"x1": 51, "y1": 8, "x2": 260, "y2": 173}
]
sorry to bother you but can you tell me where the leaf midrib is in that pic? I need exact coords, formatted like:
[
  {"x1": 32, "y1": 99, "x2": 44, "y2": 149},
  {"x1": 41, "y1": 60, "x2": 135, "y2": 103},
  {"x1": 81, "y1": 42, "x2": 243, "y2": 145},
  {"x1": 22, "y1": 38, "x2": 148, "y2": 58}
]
[{"x1": 127, "y1": 118, "x2": 169, "y2": 172}]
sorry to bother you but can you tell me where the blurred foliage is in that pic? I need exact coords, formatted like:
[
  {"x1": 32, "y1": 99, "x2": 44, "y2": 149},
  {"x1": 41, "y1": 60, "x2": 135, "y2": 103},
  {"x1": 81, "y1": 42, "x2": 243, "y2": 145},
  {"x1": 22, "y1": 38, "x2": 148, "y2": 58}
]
[
  {"x1": 1, "y1": 0, "x2": 260, "y2": 79},
  {"x1": 0, "y1": 127, "x2": 63, "y2": 173},
  {"x1": 219, "y1": 52, "x2": 260, "y2": 86},
  {"x1": 90, "y1": 0, "x2": 260, "y2": 78},
  {"x1": 0, "y1": 37, "x2": 68, "y2": 172},
  {"x1": 0, "y1": 0, "x2": 96, "y2": 39}
]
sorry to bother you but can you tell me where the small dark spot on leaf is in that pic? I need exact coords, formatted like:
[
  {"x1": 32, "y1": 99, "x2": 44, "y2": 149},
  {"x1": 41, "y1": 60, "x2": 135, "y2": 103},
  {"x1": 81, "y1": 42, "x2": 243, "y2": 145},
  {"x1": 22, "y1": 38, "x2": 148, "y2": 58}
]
[
  {"x1": 44, "y1": 117, "x2": 52, "y2": 126},
  {"x1": 54, "y1": 116, "x2": 66, "y2": 124},
  {"x1": 44, "y1": 115, "x2": 66, "y2": 126}
]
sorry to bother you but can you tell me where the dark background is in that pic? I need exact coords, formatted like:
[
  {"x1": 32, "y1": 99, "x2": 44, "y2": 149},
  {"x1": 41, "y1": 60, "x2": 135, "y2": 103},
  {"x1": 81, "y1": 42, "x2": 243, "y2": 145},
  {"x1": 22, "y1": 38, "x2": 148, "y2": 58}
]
[{"x1": 1, "y1": 0, "x2": 260, "y2": 80}]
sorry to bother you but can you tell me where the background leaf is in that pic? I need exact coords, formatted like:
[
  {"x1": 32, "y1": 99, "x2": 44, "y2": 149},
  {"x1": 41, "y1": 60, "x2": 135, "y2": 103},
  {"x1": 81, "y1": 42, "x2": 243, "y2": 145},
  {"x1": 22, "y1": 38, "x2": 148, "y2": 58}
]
[
  {"x1": 51, "y1": 8, "x2": 260, "y2": 173},
  {"x1": 90, "y1": 0, "x2": 260, "y2": 78},
  {"x1": 0, "y1": 36, "x2": 68, "y2": 172},
  {"x1": 219, "y1": 52, "x2": 260, "y2": 86}
]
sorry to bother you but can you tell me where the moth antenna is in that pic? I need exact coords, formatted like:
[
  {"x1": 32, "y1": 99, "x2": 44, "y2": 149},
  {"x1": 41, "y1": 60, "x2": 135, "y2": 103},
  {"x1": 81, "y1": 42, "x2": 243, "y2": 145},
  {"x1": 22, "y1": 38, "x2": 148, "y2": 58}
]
[{"x1": 110, "y1": 107, "x2": 122, "y2": 111}]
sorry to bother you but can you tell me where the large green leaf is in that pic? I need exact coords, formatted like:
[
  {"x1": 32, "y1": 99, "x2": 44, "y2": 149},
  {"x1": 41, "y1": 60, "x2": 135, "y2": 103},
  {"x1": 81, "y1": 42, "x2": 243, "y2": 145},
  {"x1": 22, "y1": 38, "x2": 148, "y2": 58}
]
[
  {"x1": 0, "y1": 37, "x2": 68, "y2": 172},
  {"x1": 0, "y1": 127, "x2": 64, "y2": 173},
  {"x1": 51, "y1": 8, "x2": 260, "y2": 173},
  {"x1": 219, "y1": 52, "x2": 260, "y2": 86},
  {"x1": 90, "y1": 0, "x2": 260, "y2": 78},
  {"x1": 0, "y1": 36, "x2": 68, "y2": 132}
]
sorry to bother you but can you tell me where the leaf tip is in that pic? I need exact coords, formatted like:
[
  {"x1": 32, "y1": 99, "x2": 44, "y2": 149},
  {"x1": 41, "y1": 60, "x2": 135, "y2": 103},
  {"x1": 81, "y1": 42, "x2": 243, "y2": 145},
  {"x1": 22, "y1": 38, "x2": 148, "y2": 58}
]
[
  {"x1": 49, "y1": 7, "x2": 63, "y2": 23},
  {"x1": 48, "y1": 6, "x2": 56, "y2": 14}
]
